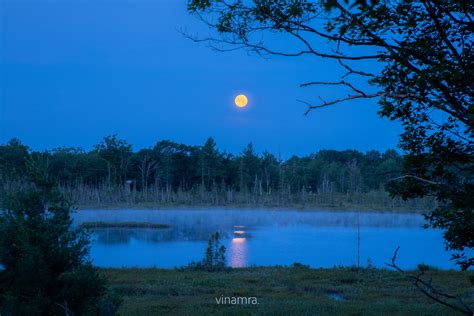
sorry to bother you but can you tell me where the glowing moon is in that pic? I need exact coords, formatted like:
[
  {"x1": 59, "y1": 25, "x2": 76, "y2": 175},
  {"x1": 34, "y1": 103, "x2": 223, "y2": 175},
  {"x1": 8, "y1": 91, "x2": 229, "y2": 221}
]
[{"x1": 234, "y1": 94, "x2": 248, "y2": 108}]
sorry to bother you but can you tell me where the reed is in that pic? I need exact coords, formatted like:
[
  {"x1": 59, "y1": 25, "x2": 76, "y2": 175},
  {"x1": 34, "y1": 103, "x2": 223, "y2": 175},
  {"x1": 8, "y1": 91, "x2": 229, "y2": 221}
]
[
  {"x1": 58, "y1": 184, "x2": 434, "y2": 212},
  {"x1": 1, "y1": 181, "x2": 435, "y2": 212}
]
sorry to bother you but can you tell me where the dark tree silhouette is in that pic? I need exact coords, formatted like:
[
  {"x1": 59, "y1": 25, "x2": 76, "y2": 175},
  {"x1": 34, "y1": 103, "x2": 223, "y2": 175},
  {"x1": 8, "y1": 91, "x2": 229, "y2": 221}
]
[
  {"x1": 186, "y1": 0, "x2": 473, "y2": 269},
  {"x1": 0, "y1": 163, "x2": 120, "y2": 315}
]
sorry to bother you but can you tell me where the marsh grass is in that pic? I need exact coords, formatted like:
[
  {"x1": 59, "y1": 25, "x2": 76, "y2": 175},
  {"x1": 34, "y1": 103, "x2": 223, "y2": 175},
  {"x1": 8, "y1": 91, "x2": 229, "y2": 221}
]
[
  {"x1": 55, "y1": 183, "x2": 435, "y2": 212},
  {"x1": 79, "y1": 221, "x2": 169, "y2": 229},
  {"x1": 102, "y1": 267, "x2": 473, "y2": 315},
  {"x1": 0, "y1": 181, "x2": 435, "y2": 212}
]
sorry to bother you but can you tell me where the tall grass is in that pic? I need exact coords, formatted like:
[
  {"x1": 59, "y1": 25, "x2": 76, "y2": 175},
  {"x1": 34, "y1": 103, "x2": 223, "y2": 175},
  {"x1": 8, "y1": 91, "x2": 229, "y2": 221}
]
[
  {"x1": 53, "y1": 183, "x2": 434, "y2": 211},
  {"x1": 0, "y1": 180, "x2": 435, "y2": 211}
]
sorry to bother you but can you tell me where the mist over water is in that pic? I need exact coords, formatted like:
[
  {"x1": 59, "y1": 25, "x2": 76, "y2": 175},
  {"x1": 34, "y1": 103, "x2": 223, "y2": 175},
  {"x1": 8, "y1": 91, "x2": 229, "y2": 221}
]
[{"x1": 73, "y1": 209, "x2": 458, "y2": 270}]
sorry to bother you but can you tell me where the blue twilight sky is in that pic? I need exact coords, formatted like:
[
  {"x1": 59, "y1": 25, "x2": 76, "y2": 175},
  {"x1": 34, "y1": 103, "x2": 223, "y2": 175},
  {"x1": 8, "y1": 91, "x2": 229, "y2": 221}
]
[{"x1": 0, "y1": 0, "x2": 401, "y2": 157}]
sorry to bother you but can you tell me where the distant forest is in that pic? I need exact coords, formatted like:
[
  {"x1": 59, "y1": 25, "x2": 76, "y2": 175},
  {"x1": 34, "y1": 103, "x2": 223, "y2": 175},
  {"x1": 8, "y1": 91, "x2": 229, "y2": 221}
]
[{"x1": 0, "y1": 136, "x2": 433, "y2": 210}]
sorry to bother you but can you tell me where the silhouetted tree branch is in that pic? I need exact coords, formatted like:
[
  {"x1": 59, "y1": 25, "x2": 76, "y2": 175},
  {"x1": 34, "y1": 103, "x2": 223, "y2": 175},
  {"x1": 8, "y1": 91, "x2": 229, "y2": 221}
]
[
  {"x1": 386, "y1": 247, "x2": 473, "y2": 315},
  {"x1": 186, "y1": 0, "x2": 474, "y2": 269}
]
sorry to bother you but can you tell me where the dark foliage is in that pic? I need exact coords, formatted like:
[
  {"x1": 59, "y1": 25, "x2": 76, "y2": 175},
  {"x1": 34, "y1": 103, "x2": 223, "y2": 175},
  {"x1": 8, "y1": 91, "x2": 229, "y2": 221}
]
[
  {"x1": 0, "y1": 137, "x2": 403, "y2": 196},
  {"x1": 0, "y1": 165, "x2": 121, "y2": 315}
]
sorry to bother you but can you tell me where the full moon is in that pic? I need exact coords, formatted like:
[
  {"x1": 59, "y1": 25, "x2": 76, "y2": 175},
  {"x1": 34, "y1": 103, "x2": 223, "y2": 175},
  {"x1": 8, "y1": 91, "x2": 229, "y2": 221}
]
[{"x1": 234, "y1": 94, "x2": 248, "y2": 108}]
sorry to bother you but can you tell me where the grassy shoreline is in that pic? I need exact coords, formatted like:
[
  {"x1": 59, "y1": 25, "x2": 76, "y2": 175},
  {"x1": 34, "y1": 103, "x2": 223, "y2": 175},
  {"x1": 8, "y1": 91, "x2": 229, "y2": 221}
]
[
  {"x1": 103, "y1": 267, "x2": 473, "y2": 315},
  {"x1": 56, "y1": 187, "x2": 434, "y2": 213},
  {"x1": 76, "y1": 203, "x2": 427, "y2": 213},
  {"x1": 79, "y1": 221, "x2": 170, "y2": 229}
]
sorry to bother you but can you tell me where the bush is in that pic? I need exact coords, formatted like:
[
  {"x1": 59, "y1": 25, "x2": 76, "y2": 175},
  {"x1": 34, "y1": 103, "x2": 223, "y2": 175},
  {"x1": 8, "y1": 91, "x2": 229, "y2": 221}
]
[
  {"x1": 0, "y1": 168, "x2": 120, "y2": 315},
  {"x1": 292, "y1": 262, "x2": 309, "y2": 269},
  {"x1": 417, "y1": 263, "x2": 438, "y2": 272}
]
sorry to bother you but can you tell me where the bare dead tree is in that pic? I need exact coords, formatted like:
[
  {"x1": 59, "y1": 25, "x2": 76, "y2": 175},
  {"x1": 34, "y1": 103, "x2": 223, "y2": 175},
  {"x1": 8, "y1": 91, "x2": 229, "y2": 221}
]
[
  {"x1": 138, "y1": 154, "x2": 157, "y2": 193},
  {"x1": 386, "y1": 247, "x2": 473, "y2": 315}
]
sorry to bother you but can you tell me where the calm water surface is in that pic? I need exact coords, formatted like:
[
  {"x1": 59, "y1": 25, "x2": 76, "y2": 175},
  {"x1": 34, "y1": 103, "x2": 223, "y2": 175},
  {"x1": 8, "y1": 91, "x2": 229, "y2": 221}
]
[{"x1": 73, "y1": 209, "x2": 458, "y2": 269}]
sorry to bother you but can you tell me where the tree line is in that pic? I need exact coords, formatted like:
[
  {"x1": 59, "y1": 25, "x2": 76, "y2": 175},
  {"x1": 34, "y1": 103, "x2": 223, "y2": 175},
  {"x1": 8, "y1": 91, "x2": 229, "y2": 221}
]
[{"x1": 0, "y1": 135, "x2": 405, "y2": 196}]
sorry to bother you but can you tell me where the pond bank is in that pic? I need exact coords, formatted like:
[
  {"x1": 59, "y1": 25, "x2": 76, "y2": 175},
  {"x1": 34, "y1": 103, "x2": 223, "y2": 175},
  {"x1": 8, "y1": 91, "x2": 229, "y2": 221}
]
[
  {"x1": 76, "y1": 204, "x2": 426, "y2": 213},
  {"x1": 80, "y1": 221, "x2": 169, "y2": 229}
]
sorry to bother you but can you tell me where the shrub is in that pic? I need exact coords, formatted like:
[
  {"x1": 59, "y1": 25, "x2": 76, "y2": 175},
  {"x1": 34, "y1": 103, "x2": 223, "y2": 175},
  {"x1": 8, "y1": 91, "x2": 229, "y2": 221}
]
[
  {"x1": 187, "y1": 232, "x2": 226, "y2": 271},
  {"x1": 0, "y1": 168, "x2": 120, "y2": 315},
  {"x1": 417, "y1": 263, "x2": 438, "y2": 272},
  {"x1": 292, "y1": 262, "x2": 309, "y2": 269}
]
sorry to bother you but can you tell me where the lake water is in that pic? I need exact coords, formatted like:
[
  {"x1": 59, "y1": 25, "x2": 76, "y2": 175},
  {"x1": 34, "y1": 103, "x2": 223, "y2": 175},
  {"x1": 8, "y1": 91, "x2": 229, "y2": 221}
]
[{"x1": 73, "y1": 209, "x2": 459, "y2": 270}]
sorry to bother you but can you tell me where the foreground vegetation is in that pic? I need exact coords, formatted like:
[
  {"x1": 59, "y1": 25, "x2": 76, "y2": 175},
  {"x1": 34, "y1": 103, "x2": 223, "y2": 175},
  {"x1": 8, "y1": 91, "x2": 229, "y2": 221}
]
[
  {"x1": 0, "y1": 171, "x2": 120, "y2": 315},
  {"x1": 103, "y1": 267, "x2": 473, "y2": 315}
]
